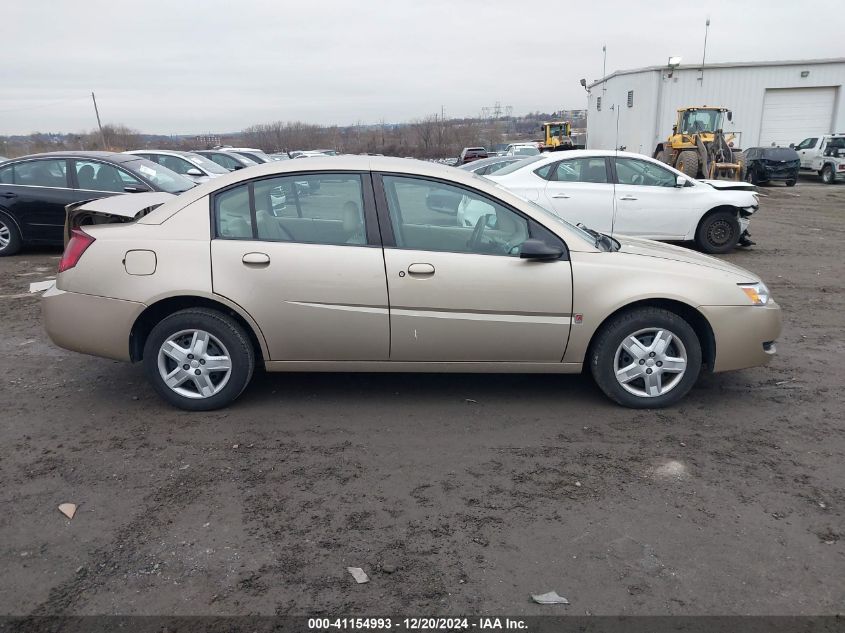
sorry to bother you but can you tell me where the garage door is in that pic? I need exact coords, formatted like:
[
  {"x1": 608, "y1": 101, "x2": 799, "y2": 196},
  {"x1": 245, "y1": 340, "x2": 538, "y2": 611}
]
[{"x1": 759, "y1": 87, "x2": 836, "y2": 147}]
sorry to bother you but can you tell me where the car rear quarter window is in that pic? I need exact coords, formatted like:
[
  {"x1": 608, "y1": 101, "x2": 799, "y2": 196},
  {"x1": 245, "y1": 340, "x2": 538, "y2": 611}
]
[{"x1": 11, "y1": 159, "x2": 69, "y2": 188}]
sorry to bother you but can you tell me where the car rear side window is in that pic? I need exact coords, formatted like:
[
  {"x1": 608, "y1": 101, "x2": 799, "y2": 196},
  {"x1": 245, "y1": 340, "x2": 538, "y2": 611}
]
[
  {"x1": 157, "y1": 155, "x2": 194, "y2": 175},
  {"x1": 214, "y1": 174, "x2": 367, "y2": 246},
  {"x1": 10, "y1": 159, "x2": 68, "y2": 188},
  {"x1": 552, "y1": 158, "x2": 608, "y2": 183},
  {"x1": 215, "y1": 184, "x2": 253, "y2": 239}
]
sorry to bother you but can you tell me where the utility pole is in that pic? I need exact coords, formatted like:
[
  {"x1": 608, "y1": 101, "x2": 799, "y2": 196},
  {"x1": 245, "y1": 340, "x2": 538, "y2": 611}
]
[
  {"x1": 91, "y1": 91, "x2": 107, "y2": 150},
  {"x1": 699, "y1": 18, "x2": 711, "y2": 84}
]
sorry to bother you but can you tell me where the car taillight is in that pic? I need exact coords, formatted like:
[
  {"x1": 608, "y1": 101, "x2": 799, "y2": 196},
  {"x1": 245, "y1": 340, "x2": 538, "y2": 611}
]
[{"x1": 58, "y1": 228, "x2": 95, "y2": 273}]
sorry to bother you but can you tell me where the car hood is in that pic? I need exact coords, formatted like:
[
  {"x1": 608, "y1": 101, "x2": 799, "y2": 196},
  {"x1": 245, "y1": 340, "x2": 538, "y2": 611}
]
[
  {"x1": 614, "y1": 234, "x2": 757, "y2": 280},
  {"x1": 698, "y1": 179, "x2": 756, "y2": 191}
]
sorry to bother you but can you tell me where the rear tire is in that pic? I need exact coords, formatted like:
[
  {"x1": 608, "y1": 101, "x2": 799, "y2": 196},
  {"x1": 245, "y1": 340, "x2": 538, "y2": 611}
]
[
  {"x1": 695, "y1": 210, "x2": 740, "y2": 254},
  {"x1": 0, "y1": 211, "x2": 22, "y2": 257},
  {"x1": 821, "y1": 164, "x2": 835, "y2": 184},
  {"x1": 786, "y1": 179, "x2": 796, "y2": 187},
  {"x1": 590, "y1": 307, "x2": 701, "y2": 409},
  {"x1": 677, "y1": 151, "x2": 699, "y2": 178},
  {"x1": 143, "y1": 308, "x2": 255, "y2": 411}
]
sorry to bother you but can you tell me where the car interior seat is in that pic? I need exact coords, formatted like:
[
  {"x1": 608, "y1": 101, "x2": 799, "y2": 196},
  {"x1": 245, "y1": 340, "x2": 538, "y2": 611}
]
[{"x1": 77, "y1": 165, "x2": 96, "y2": 189}]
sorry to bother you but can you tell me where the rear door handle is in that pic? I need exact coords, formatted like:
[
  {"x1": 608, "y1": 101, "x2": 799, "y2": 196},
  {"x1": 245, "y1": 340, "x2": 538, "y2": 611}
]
[
  {"x1": 242, "y1": 252, "x2": 270, "y2": 265},
  {"x1": 0, "y1": 192, "x2": 17, "y2": 199},
  {"x1": 407, "y1": 263, "x2": 435, "y2": 276},
  {"x1": 551, "y1": 193, "x2": 571, "y2": 199},
  {"x1": 619, "y1": 195, "x2": 638, "y2": 201}
]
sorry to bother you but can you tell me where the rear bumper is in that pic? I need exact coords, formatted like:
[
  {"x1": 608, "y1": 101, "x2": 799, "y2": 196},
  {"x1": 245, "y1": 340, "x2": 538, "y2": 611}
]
[
  {"x1": 42, "y1": 286, "x2": 144, "y2": 361},
  {"x1": 699, "y1": 301, "x2": 782, "y2": 372}
]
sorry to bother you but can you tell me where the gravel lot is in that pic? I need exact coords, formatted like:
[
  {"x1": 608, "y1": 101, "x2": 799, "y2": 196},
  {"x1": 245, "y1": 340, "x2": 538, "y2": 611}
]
[{"x1": 0, "y1": 179, "x2": 843, "y2": 617}]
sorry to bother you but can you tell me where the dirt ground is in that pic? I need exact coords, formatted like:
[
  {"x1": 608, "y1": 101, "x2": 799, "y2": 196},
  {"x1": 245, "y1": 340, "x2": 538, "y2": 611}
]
[{"x1": 0, "y1": 178, "x2": 843, "y2": 617}]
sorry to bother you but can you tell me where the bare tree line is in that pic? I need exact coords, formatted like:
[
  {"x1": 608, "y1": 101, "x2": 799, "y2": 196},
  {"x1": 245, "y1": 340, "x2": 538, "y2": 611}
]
[{"x1": 1, "y1": 110, "x2": 584, "y2": 159}]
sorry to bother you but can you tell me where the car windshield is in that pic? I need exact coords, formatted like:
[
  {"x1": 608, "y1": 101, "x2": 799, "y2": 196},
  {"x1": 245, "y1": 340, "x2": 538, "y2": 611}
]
[
  {"x1": 513, "y1": 146, "x2": 540, "y2": 156},
  {"x1": 488, "y1": 154, "x2": 546, "y2": 176},
  {"x1": 679, "y1": 109, "x2": 723, "y2": 134},
  {"x1": 761, "y1": 148, "x2": 799, "y2": 160},
  {"x1": 124, "y1": 158, "x2": 195, "y2": 193},
  {"x1": 184, "y1": 153, "x2": 229, "y2": 174}
]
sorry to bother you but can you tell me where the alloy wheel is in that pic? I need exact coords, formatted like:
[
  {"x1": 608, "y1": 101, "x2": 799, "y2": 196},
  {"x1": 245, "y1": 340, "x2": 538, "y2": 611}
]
[
  {"x1": 157, "y1": 329, "x2": 232, "y2": 399},
  {"x1": 614, "y1": 328, "x2": 688, "y2": 398},
  {"x1": 0, "y1": 219, "x2": 10, "y2": 250}
]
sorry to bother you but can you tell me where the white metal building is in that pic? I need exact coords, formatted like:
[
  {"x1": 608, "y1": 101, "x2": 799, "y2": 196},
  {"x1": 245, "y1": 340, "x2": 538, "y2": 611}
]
[{"x1": 586, "y1": 58, "x2": 845, "y2": 155}]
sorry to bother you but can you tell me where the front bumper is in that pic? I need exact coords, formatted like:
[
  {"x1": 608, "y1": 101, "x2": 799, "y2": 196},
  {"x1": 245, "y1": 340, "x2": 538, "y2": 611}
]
[
  {"x1": 42, "y1": 286, "x2": 144, "y2": 361},
  {"x1": 699, "y1": 301, "x2": 782, "y2": 372}
]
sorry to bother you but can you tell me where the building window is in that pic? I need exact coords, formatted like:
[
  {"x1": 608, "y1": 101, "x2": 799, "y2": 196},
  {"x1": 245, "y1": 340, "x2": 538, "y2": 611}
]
[
  {"x1": 596, "y1": 96, "x2": 602, "y2": 111},
  {"x1": 627, "y1": 90, "x2": 634, "y2": 108}
]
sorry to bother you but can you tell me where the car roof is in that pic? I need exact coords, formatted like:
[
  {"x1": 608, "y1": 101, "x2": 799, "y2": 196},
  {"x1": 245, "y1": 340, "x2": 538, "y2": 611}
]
[
  {"x1": 126, "y1": 149, "x2": 193, "y2": 157},
  {"x1": 6, "y1": 150, "x2": 139, "y2": 164},
  {"x1": 459, "y1": 155, "x2": 522, "y2": 169}
]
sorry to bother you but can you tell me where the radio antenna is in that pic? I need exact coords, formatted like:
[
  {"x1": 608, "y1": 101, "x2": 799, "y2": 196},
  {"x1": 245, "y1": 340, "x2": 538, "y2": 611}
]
[{"x1": 609, "y1": 103, "x2": 621, "y2": 246}]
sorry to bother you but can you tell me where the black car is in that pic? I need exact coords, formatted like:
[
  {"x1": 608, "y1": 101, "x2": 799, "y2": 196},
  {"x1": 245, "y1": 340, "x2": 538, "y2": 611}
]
[
  {"x1": 744, "y1": 147, "x2": 800, "y2": 186},
  {"x1": 194, "y1": 150, "x2": 258, "y2": 171},
  {"x1": 0, "y1": 151, "x2": 195, "y2": 256}
]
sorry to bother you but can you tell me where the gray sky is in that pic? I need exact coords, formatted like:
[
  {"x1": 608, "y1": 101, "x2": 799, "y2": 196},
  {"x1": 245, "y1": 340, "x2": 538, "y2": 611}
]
[{"x1": 1, "y1": 0, "x2": 841, "y2": 135}]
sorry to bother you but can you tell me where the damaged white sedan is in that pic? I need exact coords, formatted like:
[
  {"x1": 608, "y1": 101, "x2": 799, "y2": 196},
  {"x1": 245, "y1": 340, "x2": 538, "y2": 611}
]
[{"x1": 487, "y1": 150, "x2": 758, "y2": 253}]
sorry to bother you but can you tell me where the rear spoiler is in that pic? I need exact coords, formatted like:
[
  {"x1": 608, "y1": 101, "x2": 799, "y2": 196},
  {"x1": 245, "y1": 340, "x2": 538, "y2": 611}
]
[{"x1": 64, "y1": 192, "x2": 174, "y2": 244}]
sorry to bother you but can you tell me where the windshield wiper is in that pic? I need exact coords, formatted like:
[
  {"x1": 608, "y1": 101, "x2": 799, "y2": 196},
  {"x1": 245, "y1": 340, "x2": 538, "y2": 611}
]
[{"x1": 577, "y1": 223, "x2": 607, "y2": 250}]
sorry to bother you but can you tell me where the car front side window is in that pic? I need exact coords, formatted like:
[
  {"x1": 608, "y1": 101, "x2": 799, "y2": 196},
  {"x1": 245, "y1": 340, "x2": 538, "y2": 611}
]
[
  {"x1": 795, "y1": 138, "x2": 817, "y2": 150},
  {"x1": 614, "y1": 158, "x2": 676, "y2": 187},
  {"x1": 75, "y1": 160, "x2": 141, "y2": 192},
  {"x1": 158, "y1": 155, "x2": 194, "y2": 175},
  {"x1": 382, "y1": 175, "x2": 542, "y2": 257}
]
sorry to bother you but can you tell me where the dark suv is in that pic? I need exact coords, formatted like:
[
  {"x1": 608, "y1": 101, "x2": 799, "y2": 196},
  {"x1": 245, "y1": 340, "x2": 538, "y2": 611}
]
[
  {"x1": 458, "y1": 147, "x2": 489, "y2": 164},
  {"x1": 744, "y1": 147, "x2": 800, "y2": 186}
]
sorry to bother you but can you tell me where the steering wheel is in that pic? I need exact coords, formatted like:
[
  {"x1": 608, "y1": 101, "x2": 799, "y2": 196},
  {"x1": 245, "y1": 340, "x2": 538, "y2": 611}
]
[{"x1": 468, "y1": 215, "x2": 490, "y2": 251}]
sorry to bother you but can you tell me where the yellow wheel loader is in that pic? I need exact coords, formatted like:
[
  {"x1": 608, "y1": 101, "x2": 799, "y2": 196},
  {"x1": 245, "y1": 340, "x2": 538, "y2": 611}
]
[
  {"x1": 537, "y1": 121, "x2": 576, "y2": 152},
  {"x1": 653, "y1": 107, "x2": 742, "y2": 180}
]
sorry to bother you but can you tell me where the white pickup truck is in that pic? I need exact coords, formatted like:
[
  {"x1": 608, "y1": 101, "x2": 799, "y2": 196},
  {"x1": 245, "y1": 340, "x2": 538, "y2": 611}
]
[{"x1": 792, "y1": 134, "x2": 845, "y2": 184}]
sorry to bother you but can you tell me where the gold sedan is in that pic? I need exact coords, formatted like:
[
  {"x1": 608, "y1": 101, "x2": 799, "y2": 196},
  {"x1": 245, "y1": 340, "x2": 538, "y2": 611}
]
[{"x1": 43, "y1": 156, "x2": 781, "y2": 410}]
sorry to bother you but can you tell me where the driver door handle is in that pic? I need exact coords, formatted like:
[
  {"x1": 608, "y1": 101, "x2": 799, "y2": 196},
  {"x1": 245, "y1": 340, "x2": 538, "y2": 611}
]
[
  {"x1": 551, "y1": 193, "x2": 571, "y2": 199},
  {"x1": 619, "y1": 195, "x2": 638, "y2": 201},
  {"x1": 407, "y1": 263, "x2": 435, "y2": 276}
]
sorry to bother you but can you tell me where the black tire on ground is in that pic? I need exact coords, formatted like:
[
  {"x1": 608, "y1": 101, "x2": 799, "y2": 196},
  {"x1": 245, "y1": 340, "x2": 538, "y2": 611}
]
[
  {"x1": 589, "y1": 307, "x2": 702, "y2": 409},
  {"x1": 677, "y1": 151, "x2": 700, "y2": 178},
  {"x1": 143, "y1": 308, "x2": 255, "y2": 411},
  {"x1": 821, "y1": 164, "x2": 836, "y2": 185},
  {"x1": 695, "y1": 210, "x2": 741, "y2": 254},
  {"x1": 0, "y1": 211, "x2": 23, "y2": 257},
  {"x1": 786, "y1": 179, "x2": 796, "y2": 187},
  {"x1": 745, "y1": 167, "x2": 758, "y2": 185}
]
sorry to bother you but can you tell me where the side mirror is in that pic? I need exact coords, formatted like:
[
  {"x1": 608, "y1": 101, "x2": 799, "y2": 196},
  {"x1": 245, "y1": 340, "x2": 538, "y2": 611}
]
[
  {"x1": 124, "y1": 184, "x2": 150, "y2": 193},
  {"x1": 519, "y1": 239, "x2": 563, "y2": 261},
  {"x1": 675, "y1": 175, "x2": 686, "y2": 187},
  {"x1": 789, "y1": 143, "x2": 795, "y2": 149},
  {"x1": 232, "y1": 164, "x2": 244, "y2": 170},
  {"x1": 186, "y1": 168, "x2": 203, "y2": 177}
]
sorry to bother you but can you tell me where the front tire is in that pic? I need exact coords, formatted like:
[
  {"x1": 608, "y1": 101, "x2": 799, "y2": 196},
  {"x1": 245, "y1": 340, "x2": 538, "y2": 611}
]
[
  {"x1": 695, "y1": 210, "x2": 740, "y2": 254},
  {"x1": 677, "y1": 151, "x2": 700, "y2": 178},
  {"x1": 821, "y1": 164, "x2": 835, "y2": 184},
  {"x1": 0, "y1": 211, "x2": 22, "y2": 256},
  {"x1": 590, "y1": 307, "x2": 702, "y2": 409},
  {"x1": 143, "y1": 308, "x2": 255, "y2": 411}
]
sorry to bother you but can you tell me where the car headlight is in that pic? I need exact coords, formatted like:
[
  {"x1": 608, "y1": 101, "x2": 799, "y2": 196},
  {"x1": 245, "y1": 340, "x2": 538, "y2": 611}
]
[{"x1": 738, "y1": 282, "x2": 770, "y2": 305}]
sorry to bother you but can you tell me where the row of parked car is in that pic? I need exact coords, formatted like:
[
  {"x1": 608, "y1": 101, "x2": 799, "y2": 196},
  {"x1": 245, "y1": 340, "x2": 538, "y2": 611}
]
[{"x1": 0, "y1": 147, "x2": 332, "y2": 255}]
